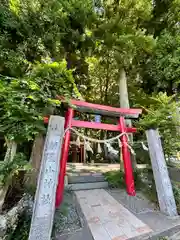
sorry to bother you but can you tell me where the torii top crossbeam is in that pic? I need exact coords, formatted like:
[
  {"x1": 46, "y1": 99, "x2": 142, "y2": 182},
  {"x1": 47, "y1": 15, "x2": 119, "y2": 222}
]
[{"x1": 58, "y1": 96, "x2": 142, "y2": 119}]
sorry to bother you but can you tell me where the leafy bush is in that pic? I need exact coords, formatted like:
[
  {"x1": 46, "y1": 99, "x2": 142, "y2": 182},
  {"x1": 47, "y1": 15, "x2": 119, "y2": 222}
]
[
  {"x1": 104, "y1": 170, "x2": 125, "y2": 188},
  {"x1": 0, "y1": 153, "x2": 31, "y2": 186},
  {"x1": 172, "y1": 183, "x2": 180, "y2": 214},
  {"x1": 104, "y1": 169, "x2": 145, "y2": 190},
  {"x1": 138, "y1": 92, "x2": 180, "y2": 156},
  {"x1": 0, "y1": 60, "x2": 79, "y2": 142},
  {"x1": 138, "y1": 93, "x2": 179, "y2": 130}
]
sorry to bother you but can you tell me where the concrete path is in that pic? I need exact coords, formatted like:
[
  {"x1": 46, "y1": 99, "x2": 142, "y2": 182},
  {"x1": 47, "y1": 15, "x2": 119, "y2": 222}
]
[
  {"x1": 55, "y1": 189, "x2": 180, "y2": 240},
  {"x1": 109, "y1": 189, "x2": 180, "y2": 240},
  {"x1": 75, "y1": 189, "x2": 152, "y2": 240}
]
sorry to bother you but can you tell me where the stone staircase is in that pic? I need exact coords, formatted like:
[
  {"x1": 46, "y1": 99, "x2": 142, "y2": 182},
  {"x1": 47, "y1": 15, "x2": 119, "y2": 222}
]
[{"x1": 66, "y1": 173, "x2": 109, "y2": 191}]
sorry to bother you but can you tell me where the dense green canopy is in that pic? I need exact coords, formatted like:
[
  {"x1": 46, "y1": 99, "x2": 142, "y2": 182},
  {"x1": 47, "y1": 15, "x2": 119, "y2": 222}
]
[{"x1": 0, "y1": 0, "x2": 180, "y2": 175}]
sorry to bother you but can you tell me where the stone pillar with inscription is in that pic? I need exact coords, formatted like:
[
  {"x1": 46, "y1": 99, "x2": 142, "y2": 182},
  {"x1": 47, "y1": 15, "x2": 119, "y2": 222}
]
[
  {"x1": 28, "y1": 116, "x2": 65, "y2": 240},
  {"x1": 146, "y1": 129, "x2": 177, "y2": 217}
]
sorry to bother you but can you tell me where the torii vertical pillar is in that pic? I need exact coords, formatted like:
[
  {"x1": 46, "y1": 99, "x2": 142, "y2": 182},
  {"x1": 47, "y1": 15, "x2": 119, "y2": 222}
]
[
  {"x1": 119, "y1": 117, "x2": 135, "y2": 196},
  {"x1": 56, "y1": 108, "x2": 74, "y2": 207}
]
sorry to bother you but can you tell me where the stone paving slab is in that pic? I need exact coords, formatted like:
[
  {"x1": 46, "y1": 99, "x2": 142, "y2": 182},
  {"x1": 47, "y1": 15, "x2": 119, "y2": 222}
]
[
  {"x1": 67, "y1": 181, "x2": 108, "y2": 191},
  {"x1": 75, "y1": 189, "x2": 152, "y2": 240},
  {"x1": 109, "y1": 189, "x2": 180, "y2": 239},
  {"x1": 107, "y1": 189, "x2": 157, "y2": 214},
  {"x1": 55, "y1": 189, "x2": 180, "y2": 240},
  {"x1": 170, "y1": 230, "x2": 180, "y2": 240},
  {"x1": 68, "y1": 175, "x2": 106, "y2": 184}
]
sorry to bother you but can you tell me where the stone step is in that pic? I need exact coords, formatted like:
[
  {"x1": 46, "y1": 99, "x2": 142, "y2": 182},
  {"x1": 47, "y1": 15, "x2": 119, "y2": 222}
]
[
  {"x1": 68, "y1": 174, "x2": 106, "y2": 184},
  {"x1": 66, "y1": 181, "x2": 108, "y2": 191}
]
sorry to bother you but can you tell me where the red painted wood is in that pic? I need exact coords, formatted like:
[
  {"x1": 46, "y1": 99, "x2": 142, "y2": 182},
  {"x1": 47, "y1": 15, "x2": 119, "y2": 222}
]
[
  {"x1": 64, "y1": 110, "x2": 69, "y2": 129},
  {"x1": 119, "y1": 117, "x2": 136, "y2": 196},
  {"x1": 57, "y1": 96, "x2": 142, "y2": 116},
  {"x1": 56, "y1": 108, "x2": 74, "y2": 207},
  {"x1": 43, "y1": 116, "x2": 49, "y2": 124},
  {"x1": 71, "y1": 119, "x2": 136, "y2": 133}
]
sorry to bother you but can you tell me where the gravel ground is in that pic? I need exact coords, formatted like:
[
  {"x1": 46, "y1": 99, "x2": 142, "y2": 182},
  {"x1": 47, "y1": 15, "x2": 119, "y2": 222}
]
[{"x1": 52, "y1": 190, "x2": 82, "y2": 239}]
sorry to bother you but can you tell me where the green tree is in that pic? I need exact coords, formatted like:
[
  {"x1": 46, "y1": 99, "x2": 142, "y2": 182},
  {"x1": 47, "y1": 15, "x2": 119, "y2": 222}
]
[
  {"x1": 0, "y1": 0, "x2": 95, "y2": 77},
  {"x1": 141, "y1": 32, "x2": 180, "y2": 95},
  {"x1": 138, "y1": 92, "x2": 180, "y2": 156},
  {"x1": 0, "y1": 0, "x2": 95, "y2": 211}
]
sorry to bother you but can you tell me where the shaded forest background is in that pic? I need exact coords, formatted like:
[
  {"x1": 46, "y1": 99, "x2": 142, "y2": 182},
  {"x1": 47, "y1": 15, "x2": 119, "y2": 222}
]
[{"x1": 0, "y1": 1, "x2": 180, "y2": 237}]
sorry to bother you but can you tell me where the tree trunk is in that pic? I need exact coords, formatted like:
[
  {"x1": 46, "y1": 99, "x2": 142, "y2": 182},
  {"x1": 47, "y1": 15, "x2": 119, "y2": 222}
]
[
  {"x1": 119, "y1": 68, "x2": 137, "y2": 169},
  {"x1": 0, "y1": 141, "x2": 17, "y2": 212},
  {"x1": 25, "y1": 134, "x2": 45, "y2": 187}
]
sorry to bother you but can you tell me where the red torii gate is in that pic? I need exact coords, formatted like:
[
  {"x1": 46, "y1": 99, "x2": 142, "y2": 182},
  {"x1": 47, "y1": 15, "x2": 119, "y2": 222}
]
[{"x1": 44, "y1": 98, "x2": 142, "y2": 207}]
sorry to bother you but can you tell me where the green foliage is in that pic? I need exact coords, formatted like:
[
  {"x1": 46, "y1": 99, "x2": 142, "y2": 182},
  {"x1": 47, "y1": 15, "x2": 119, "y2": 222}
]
[
  {"x1": 83, "y1": 0, "x2": 155, "y2": 108},
  {"x1": 172, "y1": 182, "x2": 180, "y2": 214},
  {"x1": 147, "y1": 0, "x2": 180, "y2": 37},
  {"x1": 142, "y1": 32, "x2": 180, "y2": 94},
  {"x1": 104, "y1": 170, "x2": 125, "y2": 188},
  {"x1": 0, "y1": 0, "x2": 95, "y2": 76},
  {"x1": 0, "y1": 153, "x2": 31, "y2": 186},
  {"x1": 137, "y1": 92, "x2": 180, "y2": 155},
  {"x1": 138, "y1": 92, "x2": 179, "y2": 129},
  {"x1": 167, "y1": 0, "x2": 180, "y2": 33},
  {"x1": 94, "y1": 0, "x2": 154, "y2": 69},
  {"x1": 141, "y1": 0, "x2": 180, "y2": 95},
  {"x1": 172, "y1": 183, "x2": 180, "y2": 214},
  {"x1": 147, "y1": 0, "x2": 172, "y2": 37},
  {"x1": 0, "y1": 60, "x2": 78, "y2": 142},
  {"x1": 85, "y1": 55, "x2": 119, "y2": 104},
  {"x1": 104, "y1": 169, "x2": 145, "y2": 190},
  {"x1": 0, "y1": 0, "x2": 94, "y2": 142}
]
